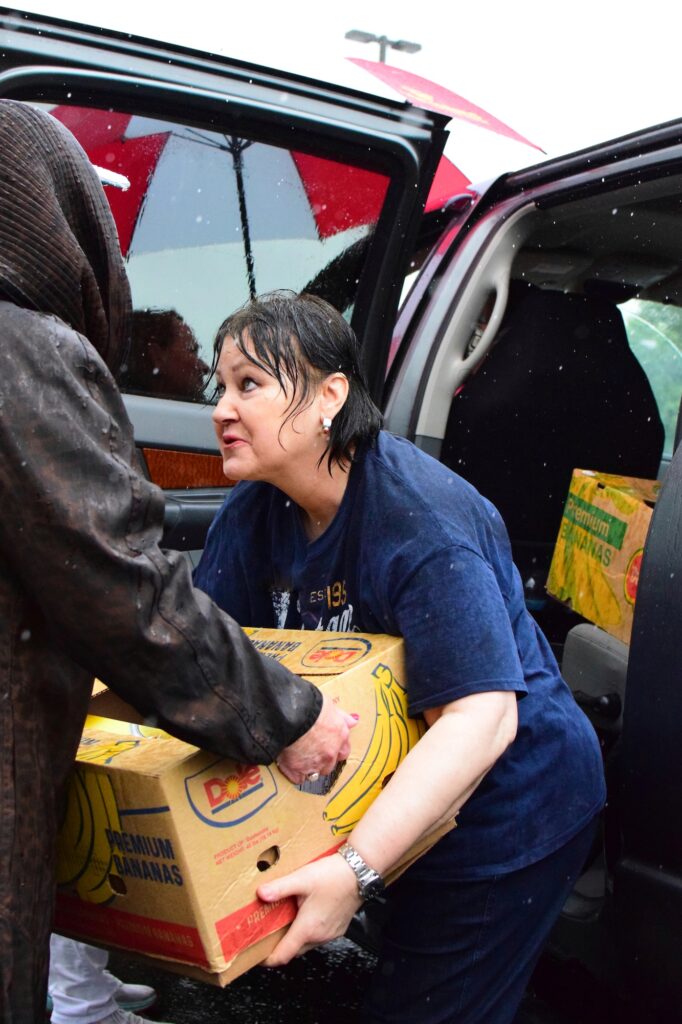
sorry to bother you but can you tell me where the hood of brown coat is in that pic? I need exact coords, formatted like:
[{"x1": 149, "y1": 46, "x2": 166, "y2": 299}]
[{"x1": 0, "y1": 99, "x2": 131, "y2": 375}]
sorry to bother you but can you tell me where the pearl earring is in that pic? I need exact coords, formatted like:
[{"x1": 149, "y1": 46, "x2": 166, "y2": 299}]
[{"x1": 321, "y1": 416, "x2": 332, "y2": 436}]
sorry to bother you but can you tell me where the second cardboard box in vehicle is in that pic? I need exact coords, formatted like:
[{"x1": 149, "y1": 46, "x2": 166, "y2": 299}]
[{"x1": 547, "y1": 469, "x2": 660, "y2": 644}]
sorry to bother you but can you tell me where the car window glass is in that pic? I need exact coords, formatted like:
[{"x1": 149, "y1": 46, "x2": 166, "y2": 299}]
[
  {"x1": 42, "y1": 104, "x2": 389, "y2": 403},
  {"x1": 619, "y1": 298, "x2": 682, "y2": 458}
]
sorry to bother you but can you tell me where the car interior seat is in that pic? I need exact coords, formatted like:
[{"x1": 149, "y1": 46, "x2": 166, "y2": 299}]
[
  {"x1": 562, "y1": 624, "x2": 627, "y2": 739},
  {"x1": 441, "y1": 282, "x2": 665, "y2": 617},
  {"x1": 562, "y1": 625, "x2": 627, "y2": 865}
]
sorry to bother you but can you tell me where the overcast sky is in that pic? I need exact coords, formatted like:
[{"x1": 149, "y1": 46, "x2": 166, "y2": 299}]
[{"x1": 10, "y1": 0, "x2": 681, "y2": 181}]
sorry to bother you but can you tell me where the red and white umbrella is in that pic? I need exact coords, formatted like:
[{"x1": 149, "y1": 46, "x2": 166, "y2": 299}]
[
  {"x1": 47, "y1": 105, "x2": 392, "y2": 339},
  {"x1": 52, "y1": 103, "x2": 468, "y2": 256},
  {"x1": 48, "y1": 104, "x2": 410, "y2": 346},
  {"x1": 52, "y1": 63, "x2": 540, "y2": 266},
  {"x1": 47, "y1": 84, "x2": 538, "y2": 345}
]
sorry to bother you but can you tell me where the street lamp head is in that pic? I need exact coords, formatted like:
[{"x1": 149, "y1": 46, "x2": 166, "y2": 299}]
[
  {"x1": 345, "y1": 29, "x2": 378, "y2": 43},
  {"x1": 392, "y1": 40, "x2": 422, "y2": 54},
  {"x1": 345, "y1": 29, "x2": 422, "y2": 62}
]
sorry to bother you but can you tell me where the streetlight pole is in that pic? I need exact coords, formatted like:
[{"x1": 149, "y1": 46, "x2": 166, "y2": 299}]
[{"x1": 345, "y1": 29, "x2": 421, "y2": 64}]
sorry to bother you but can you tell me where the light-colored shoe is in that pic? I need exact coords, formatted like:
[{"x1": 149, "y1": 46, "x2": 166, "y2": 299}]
[
  {"x1": 104, "y1": 971, "x2": 157, "y2": 1013},
  {"x1": 95, "y1": 1008, "x2": 173, "y2": 1024},
  {"x1": 47, "y1": 976, "x2": 157, "y2": 1016}
]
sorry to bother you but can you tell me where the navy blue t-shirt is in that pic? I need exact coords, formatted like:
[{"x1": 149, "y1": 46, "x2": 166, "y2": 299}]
[{"x1": 194, "y1": 432, "x2": 605, "y2": 879}]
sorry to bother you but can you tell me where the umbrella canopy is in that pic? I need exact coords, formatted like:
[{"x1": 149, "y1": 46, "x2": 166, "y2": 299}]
[
  {"x1": 347, "y1": 59, "x2": 544, "y2": 187},
  {"x1": 46, "y1": 104, "x2": 404, "y2": 364},
  {"x1": 51, "y1": 106, "x2": 392, "y2": 260},
  {"x1": 348, "y1": 59, "x2": 543, "y2": 152},
  {"x1": 49, "y1": 105, "x2": 466, "y2": 317},
  {"x1": 52, "y1": 105, "x2": 466, "y2": 250},
  {"x1": 50, "y1": 68, "x2": 538, "y2": 284},
  {"x1": 41, "y1": 86, "x2": 526, "y2": 399}
]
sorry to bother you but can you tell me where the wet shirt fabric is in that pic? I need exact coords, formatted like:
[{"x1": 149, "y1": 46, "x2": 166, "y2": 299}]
[
  {"x1": 195, "y1": 430, "x2": 606, "y2": 879},
  {"x1": 0, "y1": 100, "x2": 321, "y2": 1023}
]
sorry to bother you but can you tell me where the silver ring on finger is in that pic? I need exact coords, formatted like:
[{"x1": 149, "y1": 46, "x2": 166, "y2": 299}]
[{"x1": 307, "y1": 771, "x2": 320, "y2": 782}]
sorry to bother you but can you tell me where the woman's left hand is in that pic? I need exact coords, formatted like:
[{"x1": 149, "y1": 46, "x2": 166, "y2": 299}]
[{"x1": 257, "y1": 854, "x2": 362, "y2": 965}]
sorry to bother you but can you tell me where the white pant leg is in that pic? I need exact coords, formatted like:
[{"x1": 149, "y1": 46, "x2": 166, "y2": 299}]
[{"x1": 49, "y1": 935, "x2": 118, "y2": 1024}]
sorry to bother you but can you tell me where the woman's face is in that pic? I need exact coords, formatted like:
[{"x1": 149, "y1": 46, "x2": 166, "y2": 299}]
[{"x1": 212, "y1": 333, "x2": 325, "y2": 485}]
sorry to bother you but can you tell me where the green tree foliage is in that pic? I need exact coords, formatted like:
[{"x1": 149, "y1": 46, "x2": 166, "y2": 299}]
[{"x1": 620, "y1": 299, "x2": 682, "y2": 455}]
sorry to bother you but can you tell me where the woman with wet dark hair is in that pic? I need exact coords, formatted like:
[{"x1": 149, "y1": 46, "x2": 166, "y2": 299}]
[
  {"x1": 209, "y1": 289, "x2": 382, "y2": 473},
  {"x1": 194, "y1": 289, "x2": 606, "y2": 1024},
  {"x1": 0, "y1": 102, "x2": 353, "y2": 1023}
]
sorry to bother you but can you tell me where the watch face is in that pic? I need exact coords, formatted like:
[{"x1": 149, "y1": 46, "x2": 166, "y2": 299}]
[
  {"x1": 360, "y1": 873, "x2": 385, "y2": 901},
  {"x1": 338, "y1": 843, "x2": 386, "y2": 901}
]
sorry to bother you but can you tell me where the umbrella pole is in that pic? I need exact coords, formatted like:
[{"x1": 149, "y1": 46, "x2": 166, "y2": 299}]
[{"x1": 227, "y1": 137, "x2": 257, "y2": 300}]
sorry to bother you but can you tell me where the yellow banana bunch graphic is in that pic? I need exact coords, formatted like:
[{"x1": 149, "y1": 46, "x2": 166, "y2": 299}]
[
  {"x1": 566, "y1": 547, "x2": 621, "y2": 626},
  {"x1": 85, "y1": 713, "x2": 168, "y2": 738},
  {"x1": 57, "y1": 767, "x2": 123, "y2": 905},
  {"x1": 324, "y1": 662, "x2": 425, "y2": 835},
  {"x1": 548, "y1": 524, "x2": 622, "y2": 627},
  {"x1": 57, "y1": 770, "x2": 93, "y2": 888}
]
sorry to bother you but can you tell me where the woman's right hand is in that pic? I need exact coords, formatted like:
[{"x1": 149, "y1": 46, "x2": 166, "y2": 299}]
[
  {"x1": 257, "y1": 852, "x2": 362, "y2": 964},
  {"x1": 276, "y1": 693, "x2": 357, "y2": 784}
]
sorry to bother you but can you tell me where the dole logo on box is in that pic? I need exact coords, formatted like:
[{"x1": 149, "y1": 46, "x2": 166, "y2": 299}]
[
  {"x1": 301, "y1": 636, "x2": 371, "y2": 668},
  {"x1": 185, "y1": 759, "x2": 278, "y2": 827}
]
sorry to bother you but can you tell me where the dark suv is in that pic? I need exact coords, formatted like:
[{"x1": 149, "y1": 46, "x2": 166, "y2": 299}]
[{"x1": 1, "y1": 7, "x2": 680, "y2": 1013}]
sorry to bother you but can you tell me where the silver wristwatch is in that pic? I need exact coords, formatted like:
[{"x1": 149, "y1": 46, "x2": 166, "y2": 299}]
[{"x1": 337, "y1": 842, "x2": 385, "y2": 901}]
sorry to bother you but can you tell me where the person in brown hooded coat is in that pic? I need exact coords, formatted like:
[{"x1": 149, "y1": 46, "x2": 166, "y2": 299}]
[{"x1": 0, "y1": 100, "x2": 354, "y2": 1022}]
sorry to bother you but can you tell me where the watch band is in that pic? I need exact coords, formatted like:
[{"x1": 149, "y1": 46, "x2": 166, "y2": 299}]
[{"x1": 337, "y1": 841, "x2": 385, "y2": 901}]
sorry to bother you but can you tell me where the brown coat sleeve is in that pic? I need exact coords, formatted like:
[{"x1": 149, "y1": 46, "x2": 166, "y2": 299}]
[{"x1": 0, "y1": 302, "x2": 321, "y2": 762}]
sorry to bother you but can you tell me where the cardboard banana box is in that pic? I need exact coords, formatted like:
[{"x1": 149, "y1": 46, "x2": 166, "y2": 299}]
[
  {"x1": 54, "y1": 630, "x2": 454, "y2": 986},
  {"x1": 547, "y1": 470, "x2": 660, "y2": 644}
]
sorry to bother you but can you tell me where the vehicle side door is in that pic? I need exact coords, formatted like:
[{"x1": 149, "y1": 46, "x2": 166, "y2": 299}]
[{"x1": 0, "y1": 9, "x2": 448, "y2": 554}]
